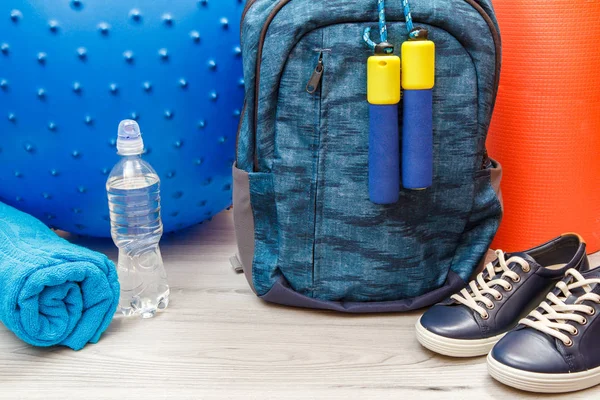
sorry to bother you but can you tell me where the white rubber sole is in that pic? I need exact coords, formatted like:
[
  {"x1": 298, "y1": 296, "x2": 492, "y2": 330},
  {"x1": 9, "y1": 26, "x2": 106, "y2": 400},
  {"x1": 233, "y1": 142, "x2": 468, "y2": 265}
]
[
  {"x1": 415, "y1": 317, "x2": 505, "y2": 358},
  {"x1": 488, "y1": 353, "x2": 600, "y2": 394}
]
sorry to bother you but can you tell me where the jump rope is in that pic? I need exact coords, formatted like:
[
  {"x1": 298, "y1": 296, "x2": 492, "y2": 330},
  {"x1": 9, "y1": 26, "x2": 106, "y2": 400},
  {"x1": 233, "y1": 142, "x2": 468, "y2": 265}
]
[{"x1": 364, "y1": 0, "x2": 434, "y2": 204}]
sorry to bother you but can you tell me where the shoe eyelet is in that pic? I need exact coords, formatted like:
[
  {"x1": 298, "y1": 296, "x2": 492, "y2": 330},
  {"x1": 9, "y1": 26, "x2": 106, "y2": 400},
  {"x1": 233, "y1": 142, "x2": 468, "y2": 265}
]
[
  {"x1": 512, "y1": 276, "x2": 521, "y2": 283},
  {"x1": 589, "y1": 308, "x2": 596, "y2": 316},
  {"x1": 481, "y1": 312, "x2": 489, "y2": 320},
  {"x1": 505, "y1": 284, "x2": 513, "y2": 292},
  {"x1": 581, "y1": 318, "x2": 588, "y2": 325},
  {"x1": 495, "y1": 294, "x2": 503, "y2": 301},
  {"x1": 522, "y1": 265, "x2": 531, "y2": 273},
  {"x1": 486, "y1": 303, "x2": 495, "y2": 310},
  {"x1": 572, "y1": 328, "x2": 579, "y2": 336},
  {"x1": 564, "y1": 339, "x2": 574, "y2": 347}
]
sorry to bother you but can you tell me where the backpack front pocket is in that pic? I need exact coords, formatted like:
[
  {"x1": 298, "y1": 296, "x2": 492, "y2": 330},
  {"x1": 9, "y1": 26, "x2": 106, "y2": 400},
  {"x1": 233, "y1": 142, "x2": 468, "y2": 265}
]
[{"x1": 269, "y1": 31, "x2": 326, "y2": 297}]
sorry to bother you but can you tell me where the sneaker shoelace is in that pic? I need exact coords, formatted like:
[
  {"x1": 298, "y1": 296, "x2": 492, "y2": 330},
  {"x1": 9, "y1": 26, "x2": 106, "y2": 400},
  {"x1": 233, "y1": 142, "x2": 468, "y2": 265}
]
[
  {"x1": 520, "y1": 269, "x2": 600, "y2": 347},
  {"x1": 451, "y1": 250, "x2": 531, "y2": 319}
]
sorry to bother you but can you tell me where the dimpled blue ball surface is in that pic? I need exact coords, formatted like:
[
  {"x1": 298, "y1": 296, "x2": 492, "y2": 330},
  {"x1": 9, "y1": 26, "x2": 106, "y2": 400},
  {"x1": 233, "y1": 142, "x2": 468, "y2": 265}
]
[{"x1": 0, "y1": 0, "x2": 245, "y2": 237}]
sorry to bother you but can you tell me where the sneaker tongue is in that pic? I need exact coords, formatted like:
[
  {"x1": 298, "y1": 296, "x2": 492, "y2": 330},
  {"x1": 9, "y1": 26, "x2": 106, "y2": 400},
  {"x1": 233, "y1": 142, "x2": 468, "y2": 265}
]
[
  {"x1": 583, "y1": 266, "x2": 600, "y2": 295},
  {"x1": 562, "y1": 266, "x2": 600, "y2": 303},
  {"x1": 582, "y1": 265, "x2": 600, "y2": 280},
  {"x1": 505, "y1": 252, "x2": 539, "y2": 270},
  {"x1": 481, "y1": 252, "x2": 537, "y2": 295}
]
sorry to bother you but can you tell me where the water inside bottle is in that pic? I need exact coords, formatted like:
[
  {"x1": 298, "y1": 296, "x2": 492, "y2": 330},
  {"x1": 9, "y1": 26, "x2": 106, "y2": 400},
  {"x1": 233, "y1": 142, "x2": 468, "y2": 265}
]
[{"x1": 107, "y1": 173, "x2": 170, "y2": 318}]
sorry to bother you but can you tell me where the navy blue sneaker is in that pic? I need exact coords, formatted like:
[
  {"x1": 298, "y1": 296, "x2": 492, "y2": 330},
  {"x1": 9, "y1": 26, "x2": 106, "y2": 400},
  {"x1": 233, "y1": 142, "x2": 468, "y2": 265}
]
[
  {"x1": 488, "y1": 262, "x2": 600, "y2": 393},
  {"x1": 416, "y1": 234, "x2": 588, "y2": 357}
]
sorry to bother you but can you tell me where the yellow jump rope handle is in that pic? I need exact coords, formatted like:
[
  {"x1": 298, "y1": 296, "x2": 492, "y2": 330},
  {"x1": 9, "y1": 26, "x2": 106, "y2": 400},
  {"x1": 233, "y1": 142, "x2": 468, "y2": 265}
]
[
  {"x1": 367, "y1": 55, "x2": 401, "y2": 105},
  {"x1": 401, "y1": 39, "x2": 435, "y2": 90}
]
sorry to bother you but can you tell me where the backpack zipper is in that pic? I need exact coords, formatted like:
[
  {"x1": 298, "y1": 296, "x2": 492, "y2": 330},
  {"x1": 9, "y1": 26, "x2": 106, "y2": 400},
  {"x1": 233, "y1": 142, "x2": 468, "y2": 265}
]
[
  {"x1": 306, "y1": 52, "x2": 324, "y2": 94},
  {"x1": 242, "y1": 0, "x2": 501, "y2": 172}
]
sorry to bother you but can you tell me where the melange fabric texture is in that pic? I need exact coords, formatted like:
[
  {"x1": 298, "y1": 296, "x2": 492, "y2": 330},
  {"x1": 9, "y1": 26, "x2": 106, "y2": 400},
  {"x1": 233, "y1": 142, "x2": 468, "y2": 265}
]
[
  {"x1": 0, "y1": 202, "x2": 119, "y2": 350},
  {"x1": 236, "y1": 0, "x2": 502, "y2": 306}
]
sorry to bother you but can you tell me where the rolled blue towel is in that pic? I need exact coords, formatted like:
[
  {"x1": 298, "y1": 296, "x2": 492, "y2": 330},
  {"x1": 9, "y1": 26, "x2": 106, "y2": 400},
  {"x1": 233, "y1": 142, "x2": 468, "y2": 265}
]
[{"x1": 0, "y1": 202, "x2": 119, "y2": 350}]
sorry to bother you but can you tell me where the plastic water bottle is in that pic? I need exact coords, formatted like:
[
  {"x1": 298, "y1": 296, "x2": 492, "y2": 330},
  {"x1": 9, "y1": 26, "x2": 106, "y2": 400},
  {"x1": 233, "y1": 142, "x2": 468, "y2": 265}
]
[{"x1": 106, "y1": 120, "x2": 169, "y2": 318}]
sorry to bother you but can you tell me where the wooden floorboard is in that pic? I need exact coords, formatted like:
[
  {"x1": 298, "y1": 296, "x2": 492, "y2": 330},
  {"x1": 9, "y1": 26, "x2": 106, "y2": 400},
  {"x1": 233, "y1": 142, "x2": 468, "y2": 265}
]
[{"x1": 0, "y1": 211, "x2": 598, "y2": 399}]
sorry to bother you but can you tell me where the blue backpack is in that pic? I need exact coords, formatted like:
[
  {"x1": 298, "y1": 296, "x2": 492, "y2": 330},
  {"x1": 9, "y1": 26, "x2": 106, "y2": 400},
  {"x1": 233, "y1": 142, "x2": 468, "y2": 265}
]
[{"x1": 233, "y1": 0, "x2": 503, "y2": 312}]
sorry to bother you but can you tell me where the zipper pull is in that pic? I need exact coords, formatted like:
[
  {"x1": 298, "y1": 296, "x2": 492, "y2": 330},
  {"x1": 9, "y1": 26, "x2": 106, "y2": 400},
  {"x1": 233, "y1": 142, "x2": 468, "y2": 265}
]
[{"x1": 306, "y1": 53, "x2": 324, "y2": 94}]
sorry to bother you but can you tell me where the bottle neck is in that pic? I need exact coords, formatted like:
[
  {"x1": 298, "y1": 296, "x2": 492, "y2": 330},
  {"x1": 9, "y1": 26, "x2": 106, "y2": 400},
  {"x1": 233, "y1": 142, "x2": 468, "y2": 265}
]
[{"x1": 120, "y1": 153, "x2": 142, "y2": 159}]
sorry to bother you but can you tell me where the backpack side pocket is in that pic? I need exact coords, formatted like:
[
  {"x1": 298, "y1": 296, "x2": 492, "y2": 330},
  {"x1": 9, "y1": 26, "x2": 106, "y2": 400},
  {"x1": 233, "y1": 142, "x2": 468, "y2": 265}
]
[
  {"x1": 233, "y1": 163, "x2": 280, "y2": 295},
  {"x1": 233, "y1": 163, "x2": 256, "y2": 292}
]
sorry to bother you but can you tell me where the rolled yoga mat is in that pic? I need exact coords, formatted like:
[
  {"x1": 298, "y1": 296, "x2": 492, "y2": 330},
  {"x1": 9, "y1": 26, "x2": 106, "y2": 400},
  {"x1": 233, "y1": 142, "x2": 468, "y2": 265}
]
[
  {"x1": 487, "y1": 0, "x2": 600, "y2": 253},
  {"x1": 0, "y1": 202, "x2": 119, "y2": 350}
]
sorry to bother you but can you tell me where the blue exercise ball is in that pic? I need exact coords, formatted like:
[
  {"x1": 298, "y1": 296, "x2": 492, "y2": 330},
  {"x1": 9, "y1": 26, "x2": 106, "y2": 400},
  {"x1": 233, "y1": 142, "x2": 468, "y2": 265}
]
[{"x1": 0, "y1": 0, "x2": 244, "y2": 237}]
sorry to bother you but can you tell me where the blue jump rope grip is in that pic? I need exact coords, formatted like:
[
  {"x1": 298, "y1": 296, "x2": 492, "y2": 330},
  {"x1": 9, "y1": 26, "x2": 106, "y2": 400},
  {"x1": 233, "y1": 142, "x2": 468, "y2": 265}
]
[
  {"x1": 369, "y1": 104, "x2": 400, "y2": 204},
  {"x1": 402, "y1": 89, "x2": 433, "y2": 190}
]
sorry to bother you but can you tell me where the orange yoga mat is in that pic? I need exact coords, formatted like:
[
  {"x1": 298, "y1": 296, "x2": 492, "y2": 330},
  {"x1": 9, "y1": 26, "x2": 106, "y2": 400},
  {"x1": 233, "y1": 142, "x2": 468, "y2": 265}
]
[{"x1": 488, "y1": 0, "x2": 600, "y2": 253}]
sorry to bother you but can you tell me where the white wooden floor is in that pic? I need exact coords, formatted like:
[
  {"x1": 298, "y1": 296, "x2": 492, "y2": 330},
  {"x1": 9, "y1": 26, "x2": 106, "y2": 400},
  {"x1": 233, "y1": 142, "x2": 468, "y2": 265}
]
[{"x1": 0, "y1": 211, "x2": 598, "y2": 400}]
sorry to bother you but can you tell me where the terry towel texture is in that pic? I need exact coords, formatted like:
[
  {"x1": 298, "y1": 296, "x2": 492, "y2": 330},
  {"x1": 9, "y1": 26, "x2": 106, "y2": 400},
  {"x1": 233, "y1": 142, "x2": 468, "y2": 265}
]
[{"x1": 0, "y1": 202, "x2": 119, "y2": 350}]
